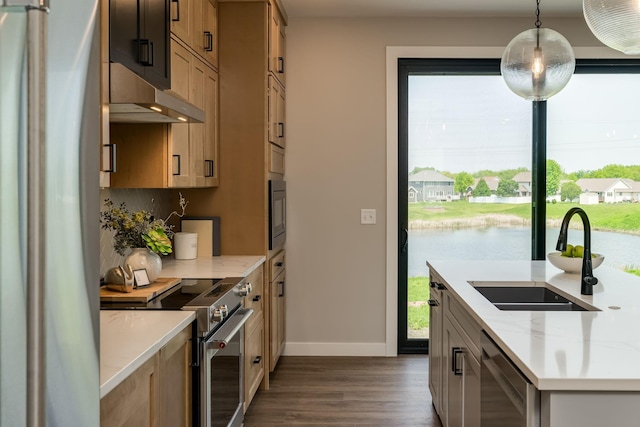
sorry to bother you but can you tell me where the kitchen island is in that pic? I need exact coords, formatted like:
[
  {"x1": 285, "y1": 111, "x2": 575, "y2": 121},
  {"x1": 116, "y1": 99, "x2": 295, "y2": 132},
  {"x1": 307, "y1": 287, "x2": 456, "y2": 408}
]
[{"x1": 428, "y1": 259, "x2": 640, "y2": 426}]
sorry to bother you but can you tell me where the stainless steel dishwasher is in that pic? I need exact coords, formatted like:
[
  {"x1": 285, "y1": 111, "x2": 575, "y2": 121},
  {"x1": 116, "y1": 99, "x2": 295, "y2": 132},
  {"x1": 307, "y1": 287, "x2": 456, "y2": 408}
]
[{"x1": 481, "y1": 332, "x2": 540, "y2": 427}]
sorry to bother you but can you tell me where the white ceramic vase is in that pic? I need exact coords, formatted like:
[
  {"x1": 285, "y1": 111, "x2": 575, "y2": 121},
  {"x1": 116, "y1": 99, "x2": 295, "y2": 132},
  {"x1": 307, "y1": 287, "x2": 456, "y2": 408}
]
[{"x1": 124, "y1": 248, "x2": 162, "y2": 283}]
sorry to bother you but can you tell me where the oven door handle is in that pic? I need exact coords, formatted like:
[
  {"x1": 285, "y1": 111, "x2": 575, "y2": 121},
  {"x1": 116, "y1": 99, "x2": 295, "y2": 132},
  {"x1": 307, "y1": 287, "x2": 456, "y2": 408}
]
[{"x1": 205, "y1": 308, "x2": 254, "y2": 350}]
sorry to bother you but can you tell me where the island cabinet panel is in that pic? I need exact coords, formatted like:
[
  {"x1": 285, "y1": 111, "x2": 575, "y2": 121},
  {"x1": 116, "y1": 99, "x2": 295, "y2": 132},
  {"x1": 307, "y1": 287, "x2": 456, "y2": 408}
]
[
  {"x1": 100, "y1": 352, "x2": 160, "y2": 427},
  {"x1": 541, "y1": 391, "x2": 640, "y2": 427},
  {"x1": 428, "y1": 275, "x2": 445, "y2": 420},
  {"x1": 430, "y1": 270, "x2": 481, "y2": 427}
]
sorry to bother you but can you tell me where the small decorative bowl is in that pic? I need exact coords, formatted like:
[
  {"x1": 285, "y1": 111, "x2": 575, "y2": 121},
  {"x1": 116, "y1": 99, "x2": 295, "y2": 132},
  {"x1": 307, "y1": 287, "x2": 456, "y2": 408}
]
[{"x1": 547, "y1": 251, "x2": 604, "y2": 274}]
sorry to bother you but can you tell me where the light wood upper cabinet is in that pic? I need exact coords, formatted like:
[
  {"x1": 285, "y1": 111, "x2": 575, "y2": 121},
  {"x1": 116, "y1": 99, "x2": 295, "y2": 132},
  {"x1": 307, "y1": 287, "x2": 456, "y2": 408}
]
[
  {"x1": 172, "y1": 0, "x2": 218, "y2": 69},
  {"x1": 268, "y1": 76, "x2": 285, "y2": 149},
  {"x1": 109, "y1": 39, "x2": 218, "y2": 189},
  {"x1": 170, "y1": 0, "x2": 191, "y2": 44},
  {"x1": 268, "y1": 1, "x2": 286, "y2": 86},
  {"x1": 189, "y1": 56, "x2": 207, "y2": 186},
  {"x1": 169, "y1": 40, "x2": 193, "y2": 188},
  {"x1": 203, "y1": 67, "x2": 219, "y2": 186}
]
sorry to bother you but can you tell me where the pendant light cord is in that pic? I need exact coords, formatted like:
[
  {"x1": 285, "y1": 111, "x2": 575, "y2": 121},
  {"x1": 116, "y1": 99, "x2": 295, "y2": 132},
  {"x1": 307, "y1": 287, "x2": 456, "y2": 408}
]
[{"x1": 535, "y1": 0, "x2": 541, "y2": 28}]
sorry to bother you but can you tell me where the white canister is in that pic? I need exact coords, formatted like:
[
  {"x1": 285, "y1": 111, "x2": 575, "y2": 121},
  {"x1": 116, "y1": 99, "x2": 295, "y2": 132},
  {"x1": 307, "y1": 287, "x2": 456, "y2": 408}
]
[{"x1": 174, "y1": 232, "x2": 198, "y2": 260}]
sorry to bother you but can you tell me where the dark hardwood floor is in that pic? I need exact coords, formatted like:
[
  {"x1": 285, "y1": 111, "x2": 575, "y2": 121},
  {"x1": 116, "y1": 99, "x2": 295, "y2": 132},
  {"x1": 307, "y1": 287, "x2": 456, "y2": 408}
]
[{"x1": 244, "y1": 355, "x2": 443, "y2": 426}]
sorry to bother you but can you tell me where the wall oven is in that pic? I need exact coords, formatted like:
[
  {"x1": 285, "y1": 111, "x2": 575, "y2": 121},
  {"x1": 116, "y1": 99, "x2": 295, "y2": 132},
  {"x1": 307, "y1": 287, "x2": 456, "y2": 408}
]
[
  {"x1": 101, "y1": 277, "x2": 253, "y2": 427},
  {"x1": 269, "y1": 179, "x2": 286, "y2": 250},
  {"x1": 480, "y1": 332, "x2": 540, "y2": 427}
]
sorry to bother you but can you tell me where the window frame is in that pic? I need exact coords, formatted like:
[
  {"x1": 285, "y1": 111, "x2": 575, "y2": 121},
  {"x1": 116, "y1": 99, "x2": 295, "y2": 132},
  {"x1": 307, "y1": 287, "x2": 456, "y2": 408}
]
[{"x1": 397, "y1": 57, "x2": 640, "y2": 354}]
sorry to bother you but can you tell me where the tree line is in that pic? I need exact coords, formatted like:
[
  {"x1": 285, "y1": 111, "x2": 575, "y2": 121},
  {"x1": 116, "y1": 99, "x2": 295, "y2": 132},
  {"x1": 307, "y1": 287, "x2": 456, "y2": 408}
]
[{"x1": 410, "y1": 162, "x2": 640, "y2": 200}]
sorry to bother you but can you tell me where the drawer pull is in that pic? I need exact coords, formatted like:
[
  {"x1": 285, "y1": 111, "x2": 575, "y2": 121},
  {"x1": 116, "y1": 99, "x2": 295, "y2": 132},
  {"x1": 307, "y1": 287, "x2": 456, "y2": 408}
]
[
  {"x1": 253, "y1": 356, "x2": 262, "y2": 364},
  {"x1": 452, "y1": 347, "x2": 463, "y2": 375},
  {"x1": 427, "y1": 299, "x2": 439, "y2": 307},
  {"x1": 275, "y1": 261, "x2": 283, "y2": 267},
  {"x1": 252, "y1": 295, "x2": 262, "y2": 302}
]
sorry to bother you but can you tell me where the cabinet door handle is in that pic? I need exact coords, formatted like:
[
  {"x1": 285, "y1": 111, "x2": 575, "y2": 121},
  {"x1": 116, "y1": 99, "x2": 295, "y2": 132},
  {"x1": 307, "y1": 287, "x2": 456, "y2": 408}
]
[
  {"x1": 452, "y1": 347, "x2": 463, "y2": 375},
  {"x1": 205, "y1": 160, "x2": 214, "y2": 177},
  {"x1": 173, "y1": 154, "x2": 181, "y2": 176},
  {"x1": 171, "y1": 0, "x2": 180, "y2": 22},
  {"x1": 204, "y1": 31, "x2": 213, "y2": 52},
  {"x1": 429, "y1": 281, "x2": 437, "y2": 288},
  {"x1": 427, "y1": 299, "x2": 439, "y2": 307},
  {"x1": 275, "y1": 262, "x2": 283, "y2": 267},
  {"x1": 278, "y1": 56, "x2": 284, "y2": 73},
  {"x1": 278, "y1": 122, "x2": 285, "y2": 138},
  {"x1": 253, "y1": 356, "x2": 263, "y2": 364},
  {"x1": 436, "y1": 283, "x2": 446, "y2": 290},
  {"x1": 104, "y1": 143, "x2": 116, "y2": 173},
  {"x1": 138, "y1": 39, "x2": 154, "y2": 66},
  {"x1": 278, "y1": 281, "x2": 285, "y2": 297},
  {"x1": 252, "y1": 295, "x2": 261, "y2": 302}
]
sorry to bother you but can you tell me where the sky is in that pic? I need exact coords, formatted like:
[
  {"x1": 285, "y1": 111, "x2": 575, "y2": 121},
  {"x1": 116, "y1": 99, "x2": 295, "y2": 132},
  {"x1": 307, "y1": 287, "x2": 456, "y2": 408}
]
[{"x1": 408, "y1": 74, "x2": 640, "y2": 175}]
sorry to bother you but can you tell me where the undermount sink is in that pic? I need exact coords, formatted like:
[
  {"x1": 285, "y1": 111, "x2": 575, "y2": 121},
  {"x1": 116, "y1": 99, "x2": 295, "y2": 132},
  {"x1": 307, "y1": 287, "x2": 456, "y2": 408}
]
[{"x1": 471, "y1": 282, "x2": 599, "y2": 312}]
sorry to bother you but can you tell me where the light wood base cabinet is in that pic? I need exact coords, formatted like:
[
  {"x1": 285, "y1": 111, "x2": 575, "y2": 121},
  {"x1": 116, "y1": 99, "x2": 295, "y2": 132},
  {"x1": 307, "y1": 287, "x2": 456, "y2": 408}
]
[
  {"x1": 100, "y1": 353, "x2": 159, "y2": 427},
  {"x1": 100, "y1": 323, "x2": 193, "y2": 427},
  {"x1": 158, "y1": 325, "x2": 193, "y2": 427},
  {"x1": 269, "y1": 250, "x2": 286, "y2": 372},
  {"x1": 243, "y1": 264, "x2": 265, "y2": 411}
]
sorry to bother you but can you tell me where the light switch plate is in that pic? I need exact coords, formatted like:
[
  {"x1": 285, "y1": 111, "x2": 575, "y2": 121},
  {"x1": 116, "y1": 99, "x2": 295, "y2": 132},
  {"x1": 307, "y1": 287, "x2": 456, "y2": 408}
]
[{"x1": 361, "y1": 209, "x2": 376, "y2": 225}]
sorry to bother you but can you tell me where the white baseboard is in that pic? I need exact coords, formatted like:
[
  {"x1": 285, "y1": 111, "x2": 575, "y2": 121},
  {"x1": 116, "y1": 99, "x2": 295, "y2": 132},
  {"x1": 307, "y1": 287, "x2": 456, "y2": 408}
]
[{"x1": 282, "y1": 342, "x2": 389, "y2": 357}]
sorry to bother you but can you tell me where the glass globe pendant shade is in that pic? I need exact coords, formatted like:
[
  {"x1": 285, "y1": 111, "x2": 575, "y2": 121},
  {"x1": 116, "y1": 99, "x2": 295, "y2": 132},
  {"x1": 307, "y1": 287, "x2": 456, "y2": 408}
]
[
  {"x1": 501, "y1": 28, "x2": 576, "y2": 101},
  {"x1": 584, "y1": 0, "x2": 640, "y2": 54}
]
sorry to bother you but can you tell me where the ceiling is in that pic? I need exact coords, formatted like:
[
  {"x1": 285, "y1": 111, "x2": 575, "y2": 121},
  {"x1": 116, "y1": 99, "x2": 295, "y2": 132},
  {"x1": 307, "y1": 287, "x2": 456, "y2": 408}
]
[{"x1": 280, "y1": 0, "x2": 584, "y2": 19}]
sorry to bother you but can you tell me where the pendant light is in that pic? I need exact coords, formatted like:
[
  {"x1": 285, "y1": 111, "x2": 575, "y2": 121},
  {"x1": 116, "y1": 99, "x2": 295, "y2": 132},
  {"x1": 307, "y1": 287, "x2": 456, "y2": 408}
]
[
  {"x1": 501, "y1": 0, "x2": 575, "y2": 101},
  {"x1": 584, "y1": 0, "x2": 640, "y2": 54}
]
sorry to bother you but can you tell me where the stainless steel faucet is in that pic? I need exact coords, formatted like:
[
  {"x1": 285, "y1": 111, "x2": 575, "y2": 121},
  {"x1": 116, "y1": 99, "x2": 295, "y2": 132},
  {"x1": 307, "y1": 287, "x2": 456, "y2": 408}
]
[{"x1": 555, "y1": 207, "x2": 598, "y2": 295}]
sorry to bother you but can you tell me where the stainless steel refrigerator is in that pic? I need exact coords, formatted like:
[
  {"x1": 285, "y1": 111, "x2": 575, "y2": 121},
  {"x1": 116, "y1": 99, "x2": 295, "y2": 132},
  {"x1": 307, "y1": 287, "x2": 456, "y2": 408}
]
[{"x1": 1, "y1": 1, "x2": 100, "y2": 426}]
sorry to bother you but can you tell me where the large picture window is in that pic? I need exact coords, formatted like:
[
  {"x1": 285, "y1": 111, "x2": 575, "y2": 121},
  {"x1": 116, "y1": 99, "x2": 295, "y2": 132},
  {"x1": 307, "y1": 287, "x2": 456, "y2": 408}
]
[{"x1": 398, "y1": 58, "x2": 640, "y2": 353}]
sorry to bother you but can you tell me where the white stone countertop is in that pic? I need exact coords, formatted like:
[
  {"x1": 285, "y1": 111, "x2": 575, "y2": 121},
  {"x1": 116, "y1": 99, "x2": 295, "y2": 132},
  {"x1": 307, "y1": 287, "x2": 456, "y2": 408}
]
[
  {"x1": 427, "y1": 259, "x2": 640, "y2": 391},
  {"x1": 161, "y1": 255, "x2": 266, "y2": 279},
  {"x1": 100, "y1": 255, "x2": 265, "y2": 398},
  {"x1": 100, "y1": 310, "x2": 195, "y2": 398}
]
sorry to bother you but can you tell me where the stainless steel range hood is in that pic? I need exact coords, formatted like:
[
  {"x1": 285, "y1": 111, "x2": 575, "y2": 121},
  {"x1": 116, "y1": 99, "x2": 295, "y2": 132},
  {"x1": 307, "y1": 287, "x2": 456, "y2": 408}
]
[{"x1": 109, "y1": 63, "x2": 205, "y2": 123}]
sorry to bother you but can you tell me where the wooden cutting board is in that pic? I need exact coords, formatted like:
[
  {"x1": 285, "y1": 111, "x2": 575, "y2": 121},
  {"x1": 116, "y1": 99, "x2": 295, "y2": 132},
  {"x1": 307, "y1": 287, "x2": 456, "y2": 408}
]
[{"x1": 100, "y1": 277, "x2": 181, "y2": 302}]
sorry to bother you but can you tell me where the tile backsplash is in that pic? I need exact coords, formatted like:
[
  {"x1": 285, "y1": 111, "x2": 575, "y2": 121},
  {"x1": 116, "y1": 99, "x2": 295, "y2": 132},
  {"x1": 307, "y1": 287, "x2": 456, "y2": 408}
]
[{"x1": 99, "y1": 188, "x2": 179, "y2": 277}]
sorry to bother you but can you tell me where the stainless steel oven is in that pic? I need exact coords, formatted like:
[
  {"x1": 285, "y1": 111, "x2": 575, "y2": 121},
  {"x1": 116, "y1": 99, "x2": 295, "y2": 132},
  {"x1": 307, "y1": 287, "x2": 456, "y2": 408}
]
[
  {"x1": 480, "y1": 332, "x2": 540, "y2": 427},
  {"x1": 183, "y1": 278, "x2": 253, "y2": 427},
  {"x1": 203, "y1": 307, "x2": 253, "y2": 427}
]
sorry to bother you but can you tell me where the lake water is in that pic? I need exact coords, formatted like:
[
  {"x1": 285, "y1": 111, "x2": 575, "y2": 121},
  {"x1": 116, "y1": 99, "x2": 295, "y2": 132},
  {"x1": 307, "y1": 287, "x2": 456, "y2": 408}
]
[{"x1": 408, "y1": 227, "x2": 640, "y2": 277}]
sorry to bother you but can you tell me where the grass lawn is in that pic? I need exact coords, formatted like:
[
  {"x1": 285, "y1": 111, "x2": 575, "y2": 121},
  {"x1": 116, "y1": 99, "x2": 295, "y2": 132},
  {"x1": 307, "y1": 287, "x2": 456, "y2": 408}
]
[
  {"x1": 409, "y1": 200, "x2": 640, "y2": 234},
  {"x1": 408, "y1": 276, "x2": 430, "y2": 330}
]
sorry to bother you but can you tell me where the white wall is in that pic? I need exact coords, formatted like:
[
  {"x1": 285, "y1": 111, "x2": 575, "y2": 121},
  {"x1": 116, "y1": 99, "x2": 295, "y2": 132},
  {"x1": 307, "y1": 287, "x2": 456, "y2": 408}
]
[{"x1": 284, "y1": 16, "x2": 612, "y2": 356}]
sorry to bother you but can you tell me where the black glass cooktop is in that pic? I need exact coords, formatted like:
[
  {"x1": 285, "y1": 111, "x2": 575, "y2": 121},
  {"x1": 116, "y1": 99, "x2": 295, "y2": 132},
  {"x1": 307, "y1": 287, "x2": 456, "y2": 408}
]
[{"x1": 100, "y1": 278, "x2": 222, "y2": 310}]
